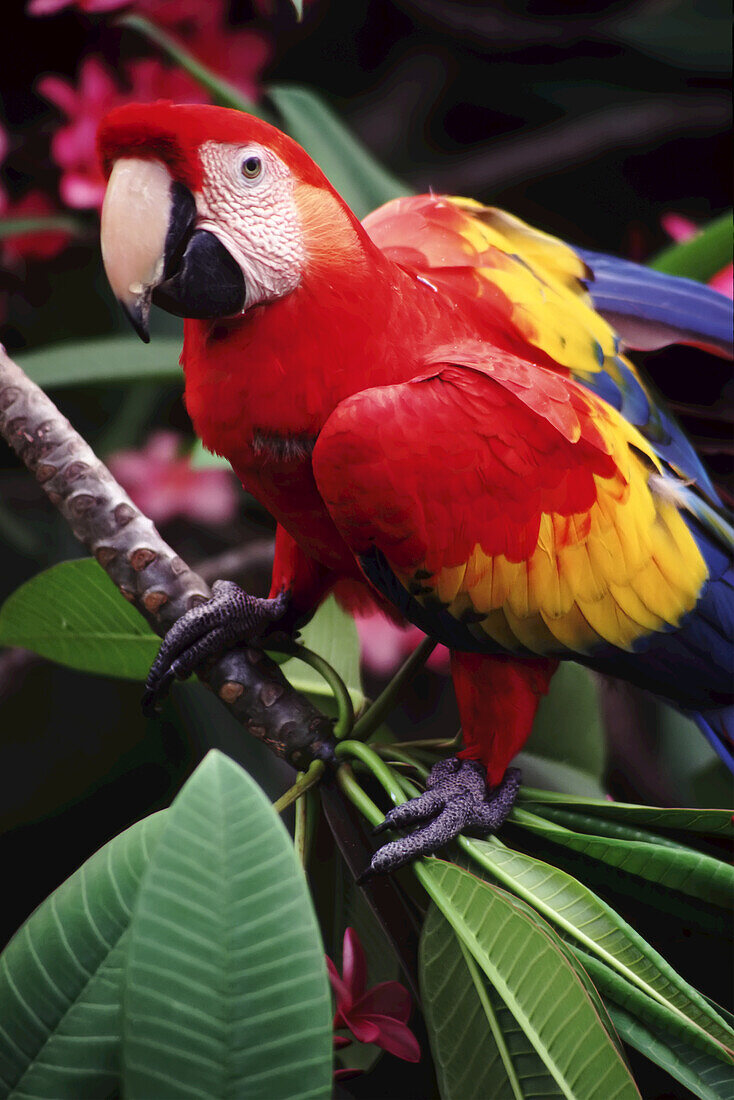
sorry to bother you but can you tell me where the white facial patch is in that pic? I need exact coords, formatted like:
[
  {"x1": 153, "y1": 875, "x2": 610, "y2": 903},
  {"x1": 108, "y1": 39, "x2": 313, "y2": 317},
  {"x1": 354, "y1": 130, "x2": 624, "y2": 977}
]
[{"x1": 196, "y1": 140, "x2": 305, "y2": 310}]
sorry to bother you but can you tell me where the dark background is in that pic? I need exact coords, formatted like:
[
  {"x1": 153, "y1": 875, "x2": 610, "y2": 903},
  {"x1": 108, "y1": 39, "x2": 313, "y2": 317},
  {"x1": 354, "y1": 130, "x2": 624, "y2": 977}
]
[{"x1": 0, "y1": 3, "x2": 731, "y2": 1095}]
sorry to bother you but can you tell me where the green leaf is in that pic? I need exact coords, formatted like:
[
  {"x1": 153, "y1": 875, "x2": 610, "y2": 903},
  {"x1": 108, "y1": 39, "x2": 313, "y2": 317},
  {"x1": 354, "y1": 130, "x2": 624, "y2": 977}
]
[
  {"x1": 609, "y1": 1003, "x2": 734, "y2": 1100},
  {"x1": 0, "y1": 559, "x2": 159, "y2": 680},
  {"x1": 521, "y1": 806, "x2": 698, "y2": 849},
  {"x1": 289, "y1": 0, "x2": 303, "y2": 17},
  {"x1": 510, "y1": 807, "x2": 734, "y2": 907},
  {"x1": 0, "y1": 812, "x2": 164, "y2": 1099},
  {"x1": 0, "y1": 215, "x2": 83, "y2": 240},
  {"x1": 650, "y1": 211, "x2": 732, "y2": 281},
  {"x1": 514, "y1": 752, "x2": 608, "y2": 798},
  {"x1": 267, "y1": 85, "x2": 411, "y2": 219},
  {"x1": 17, "y1": 336, "x2": 183, "y2": 388},
  {"x1": 572, "y1": 947, "x2": 733, "y2": 1066},
  {"x1": 458, "y1": 837, "x2": 734, "y2": 1060},
  {"x1": 416, "y1": 859, "x2": 640, "y2": 1099},
  {"x1": 279, "y1": 595, "x2": 364, "y2": 709},
  {"x1": 420, "y1": 903, "x2": 564, "y2": 1099},
  {"x1": 527, "y1": 662, "x2": 606, "y2": 780},
  {"x1": 518, "y1": 790, "x2": 733, "y2": 836},
  {"x1": 122, "y1": 750, "x2": 333, "y2": 1100}
]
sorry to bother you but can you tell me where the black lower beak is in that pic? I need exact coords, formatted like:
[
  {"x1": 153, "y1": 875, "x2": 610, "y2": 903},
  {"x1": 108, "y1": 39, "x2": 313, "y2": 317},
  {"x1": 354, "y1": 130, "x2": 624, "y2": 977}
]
[
  {"x1": 153, "y1": 228, "x2": 247, "y2": 321},
  {"x1": 119, "y1": 181, "x2": 247, "y2": 342}
]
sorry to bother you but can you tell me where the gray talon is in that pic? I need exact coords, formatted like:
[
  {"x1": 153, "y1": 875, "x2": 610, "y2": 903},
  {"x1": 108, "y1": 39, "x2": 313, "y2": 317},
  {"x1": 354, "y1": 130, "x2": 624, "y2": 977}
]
[
  {"x1": 144, "y1": 582, "x2": 290, "y2": 706},
  {"x1": 363, "y1": 760, "x2": 520, "y2": 877}
]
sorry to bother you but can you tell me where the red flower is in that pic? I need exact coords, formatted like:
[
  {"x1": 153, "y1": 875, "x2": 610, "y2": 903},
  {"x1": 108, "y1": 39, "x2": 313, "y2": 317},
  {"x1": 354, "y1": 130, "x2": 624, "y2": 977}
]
[
  {"x1": 107, "y1": 430, "x2": 238, "y2": 525},
  {"x1": 326, "y1": 927, "x2": 420, "y2": 1063},
  {"x1": 0, "y1": 124, "x2": 71, "y2": 263},
  {"x1": 355, "y1": 609, "x2": 450, "y2": 677},
  {"x1": 661, "y1": 212, "x2": 733, "y2": 300}
]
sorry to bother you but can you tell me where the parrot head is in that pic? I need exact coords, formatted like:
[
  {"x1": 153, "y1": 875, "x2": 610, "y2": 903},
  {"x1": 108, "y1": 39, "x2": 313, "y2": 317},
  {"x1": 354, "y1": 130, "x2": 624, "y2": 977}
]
[{"x1": 98, "y1": 102, "x2": 363, "y2": 342}]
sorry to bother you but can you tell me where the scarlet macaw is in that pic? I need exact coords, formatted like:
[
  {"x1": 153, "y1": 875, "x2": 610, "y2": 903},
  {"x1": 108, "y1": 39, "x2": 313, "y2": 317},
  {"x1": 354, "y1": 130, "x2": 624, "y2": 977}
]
[{"x1": 97, "y1": 103, "x2": 734, "y2": 875}]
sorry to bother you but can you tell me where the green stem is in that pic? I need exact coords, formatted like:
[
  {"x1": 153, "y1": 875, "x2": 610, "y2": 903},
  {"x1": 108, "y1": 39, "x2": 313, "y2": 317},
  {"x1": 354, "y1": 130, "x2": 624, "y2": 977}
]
[
  {"x1": 335, "y1": 740, "x2": 408, "y2": 807},
  {"x1": 294, "y1": 791, "x2": 309, "y2": 866},
  {"x1": 373, "y1": 745, "x2": 430, "y2": 780},
  {"x1": 352, "y1": 636, "x2": 437, "y2": 741},
  {"x1": 336, "y1": 764, "x2": 383, "y2": 827},
  {"x1": 273, "y1": 759, "x2": 324, "y2": 814},
  {"x1": 269, "y1": 640, "x2": 355, "y2": 739},
  {"x1": 119, "y1": 14, "x2": 267, "y2": 115},
  {"x1": 384, "y1": 734, "x2": 461, "y2": 752}
]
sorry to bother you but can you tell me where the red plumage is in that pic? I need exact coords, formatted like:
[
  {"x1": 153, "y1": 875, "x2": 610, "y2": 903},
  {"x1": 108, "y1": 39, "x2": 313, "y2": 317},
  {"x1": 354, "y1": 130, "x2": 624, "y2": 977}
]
[{"x1": 97, "y1": 104, "x2": 730, "y2": 796}]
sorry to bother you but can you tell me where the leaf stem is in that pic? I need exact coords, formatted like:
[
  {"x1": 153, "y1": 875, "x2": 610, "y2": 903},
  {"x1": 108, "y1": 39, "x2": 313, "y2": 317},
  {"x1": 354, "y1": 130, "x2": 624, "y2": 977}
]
[
  {"x1": 335, "y1": 764, "x2": 383, "y2": 828},
  {"x1": 335, "y1": 740, "x2": 408, "y2": 807},
  {"x1": 119, "y1": 14, "x2": 267, "y2": 116},
  {"x1": 352, "y1": 636, "x2": 437, "y2": 741},
  {"x1": 373, "y1": 745, "x2": 430, "y2": 780},
  {"x1": 383, "y1": 734, "x2": 461, "y2": 752},
  {"x1": 294, "y1": 791, "x2": 310, "y2": 866},
  {"x1": 273, "y1": 759, "x2": 325, "y2": 814},
  {"x1": 269, "y1": 640, "x2": 355, "y2": 739}
]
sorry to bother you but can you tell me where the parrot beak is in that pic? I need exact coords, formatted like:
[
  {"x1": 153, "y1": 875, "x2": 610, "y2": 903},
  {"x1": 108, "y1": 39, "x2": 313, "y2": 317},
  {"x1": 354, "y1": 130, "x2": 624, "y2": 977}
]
[{"x1": 100, "y1": 157, "x2": 246, "y2": 342}]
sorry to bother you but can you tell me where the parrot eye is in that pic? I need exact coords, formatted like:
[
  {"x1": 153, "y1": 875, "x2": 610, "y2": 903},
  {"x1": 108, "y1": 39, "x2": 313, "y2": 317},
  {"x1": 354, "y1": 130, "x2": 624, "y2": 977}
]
[{"x1": 241, "y1": 155, "x2": 263, "y2": 180}]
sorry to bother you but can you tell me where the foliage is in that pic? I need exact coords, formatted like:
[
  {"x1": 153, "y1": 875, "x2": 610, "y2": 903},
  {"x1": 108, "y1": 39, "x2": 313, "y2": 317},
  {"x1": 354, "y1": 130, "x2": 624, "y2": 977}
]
[{"x1": 0, "y1": 2, "x2": 731, "y2": 1099}]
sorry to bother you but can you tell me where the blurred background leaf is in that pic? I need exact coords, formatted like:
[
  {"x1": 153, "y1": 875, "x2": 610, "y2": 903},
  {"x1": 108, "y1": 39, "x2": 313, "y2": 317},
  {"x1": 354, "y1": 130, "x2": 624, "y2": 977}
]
[{"x1": 0, "y1": 558, "x2": 158, "y2": 680}]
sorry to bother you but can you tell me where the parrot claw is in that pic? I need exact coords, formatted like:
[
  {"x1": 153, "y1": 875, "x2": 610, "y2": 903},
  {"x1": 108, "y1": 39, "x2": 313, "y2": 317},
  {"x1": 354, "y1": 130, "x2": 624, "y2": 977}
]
[
  {"x1": 143, "y1": 580, "x2": 290, "y2": 709},
  {"x1": 359, "y1": 759, "x2": 520, "y2": 880}
]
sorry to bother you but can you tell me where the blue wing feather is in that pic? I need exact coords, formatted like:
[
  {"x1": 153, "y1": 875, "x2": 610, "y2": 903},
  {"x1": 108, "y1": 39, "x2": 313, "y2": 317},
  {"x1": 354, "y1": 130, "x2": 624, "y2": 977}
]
[{"x1": 577, "y1": 248, "x2": 733, "y2": 358}]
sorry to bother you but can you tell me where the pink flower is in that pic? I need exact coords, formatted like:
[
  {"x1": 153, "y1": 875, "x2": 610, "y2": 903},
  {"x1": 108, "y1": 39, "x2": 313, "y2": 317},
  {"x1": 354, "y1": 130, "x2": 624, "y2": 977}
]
[
  {"x1": 28, "y1": 0, "x2": 219, "y2": 20},
  {"x1": 0, "y1": 190, "x2": 73, "y2": 262},
  {"x1": 39, "y1": 57, "x2": 125, "y2": 210},
  {"x1": 28, "y1": 0, "x2": 128, "y2": 13},
  {"x1": 107, "y1": 430, "x2": 238, "y2": 525},
  {"x1": 661, "y1": 212, "x2": 733, "y2": 299},
  {"x1": 355, "y1": 609, "x2": 450, "y2": 676},
  {"x1": 38, "y1": 54, "x2": 217, "y2": 210},
  {"x1": 326, "y1": 927, "x2": 420, "y2": 1064},
  {"x1": 194, "y1": 26, "x2": 270, "y2": 103}
]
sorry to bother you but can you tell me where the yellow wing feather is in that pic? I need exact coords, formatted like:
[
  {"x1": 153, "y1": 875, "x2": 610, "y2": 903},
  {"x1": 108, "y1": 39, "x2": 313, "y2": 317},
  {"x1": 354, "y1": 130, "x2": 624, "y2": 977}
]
[{"x1": 403, "y1": 398, "x2": 707, "y2": 656}]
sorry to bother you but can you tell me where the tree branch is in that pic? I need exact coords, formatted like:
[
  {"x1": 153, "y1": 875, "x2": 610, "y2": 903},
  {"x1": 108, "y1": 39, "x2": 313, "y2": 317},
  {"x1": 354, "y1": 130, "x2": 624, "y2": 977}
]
[{"x1": 0, "y1": 344, "x2": 334, "y2": 769}]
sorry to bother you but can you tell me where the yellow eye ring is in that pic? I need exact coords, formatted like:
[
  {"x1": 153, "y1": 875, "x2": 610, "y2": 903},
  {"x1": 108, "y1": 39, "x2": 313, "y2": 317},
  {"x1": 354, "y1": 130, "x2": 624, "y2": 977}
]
[{"x1": 241, "y1": 155, "x2": 262, "y2": 179}]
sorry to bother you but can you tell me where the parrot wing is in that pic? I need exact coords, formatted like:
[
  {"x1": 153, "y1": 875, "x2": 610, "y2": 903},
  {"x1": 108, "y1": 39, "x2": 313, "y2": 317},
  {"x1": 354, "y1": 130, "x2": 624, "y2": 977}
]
[
  {"x1": 312, "y1": 343, "x2": 734, "y2": 715},
  {"x1": 363, "y1": 195, "x2": 730, "y2": 503}
]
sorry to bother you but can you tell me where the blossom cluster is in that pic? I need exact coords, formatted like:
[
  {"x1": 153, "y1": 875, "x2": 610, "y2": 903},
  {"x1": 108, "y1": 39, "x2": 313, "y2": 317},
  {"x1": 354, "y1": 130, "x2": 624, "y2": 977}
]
[{"x1": 0, "y1": 0, "x2": 269, "y2": 274}]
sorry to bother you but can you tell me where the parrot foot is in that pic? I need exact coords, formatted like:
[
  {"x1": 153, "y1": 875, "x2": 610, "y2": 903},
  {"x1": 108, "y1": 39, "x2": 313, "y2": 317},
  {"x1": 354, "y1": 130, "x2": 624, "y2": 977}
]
[
  {"x1": 359, "y1": 758, "x2": 520, "y2": 880},
  {"x1": 143, "y1": 581, "x2": 290, "y2": 712}
]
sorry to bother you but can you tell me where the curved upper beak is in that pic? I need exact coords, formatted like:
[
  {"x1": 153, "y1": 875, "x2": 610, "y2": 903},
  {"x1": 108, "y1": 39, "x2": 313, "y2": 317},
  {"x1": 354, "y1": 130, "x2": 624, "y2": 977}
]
[{"x1": 100, "y1": 157, "x2": 246, "y2": 342}]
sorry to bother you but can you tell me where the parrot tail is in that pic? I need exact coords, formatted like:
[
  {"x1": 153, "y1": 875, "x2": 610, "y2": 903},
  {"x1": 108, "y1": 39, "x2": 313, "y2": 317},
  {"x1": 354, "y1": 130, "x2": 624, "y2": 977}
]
[
  {"x1": 577, "y1": 248, "x2": 734, "y2": 359},
  {"x1": 690, "y1": 708, "x2": 734, "y2": 774}
]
